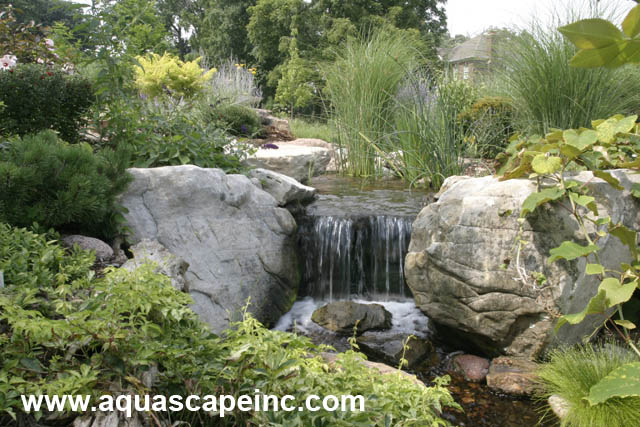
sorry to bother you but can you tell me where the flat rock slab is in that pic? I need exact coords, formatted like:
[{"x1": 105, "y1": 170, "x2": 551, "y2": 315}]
[
  {"x1": 245, "y1": 141, "x2": 332, "y2": 184},
  {"x1": 357, "y1": 333, "x2": 438, "y2": 369},
  {"x1": 311, "y1": 301, "x2": 392, "y2": 335},
  {"x1": 249, "y1": 168, "x2": 316, "y2": 206},
  {"x1": 486, "y1": 356, "x2": 539, "y2": 396},
  {"x1": 119, "y1": 166, "x2": 300, "y2": 333}
]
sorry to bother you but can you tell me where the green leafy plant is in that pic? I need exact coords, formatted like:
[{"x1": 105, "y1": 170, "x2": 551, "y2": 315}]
[
  {"x1": 537, "y1": 341, "x2": 640, "y2": 427},
  {"x1": 0, "y1": 131, "x2": 131, "y2": 239},
  {"x1": 105, "y1": 98, "x2": 253, "y2": 171},
  {"x1": 559, "y1": 2, "x2": 640, "y2": 68},
  {"x1": 0, "y1": 224, "x2": 459, "y2": 426},
  {"x1": 0, "y1": 64, "x2": 94, "y2": 142},
  {"x1": 499, "y1": 113, "x2": 640, "y2": 410}
]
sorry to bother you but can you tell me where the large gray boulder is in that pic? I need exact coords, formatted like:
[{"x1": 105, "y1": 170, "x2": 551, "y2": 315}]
[
  {"x1": 120, "y1": 166, "x2": 300, "y2": 333},
  {"x1": 405, "y1": 170, "x2": 640, "y2": 358}
]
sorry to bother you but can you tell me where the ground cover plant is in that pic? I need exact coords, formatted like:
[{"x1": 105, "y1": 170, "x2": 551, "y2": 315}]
[{"x1": 0, "y1": 224, "x2": 459, "y2": 426}]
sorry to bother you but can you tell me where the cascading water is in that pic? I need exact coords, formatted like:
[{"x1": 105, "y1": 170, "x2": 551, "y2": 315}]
[{"x1": 297, "y1": 215, "x2": 414, "y2": 301}]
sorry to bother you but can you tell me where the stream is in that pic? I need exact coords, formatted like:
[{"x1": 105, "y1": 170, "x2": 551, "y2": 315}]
[{"x1": 275, "y1": 174, "x2": 550, "y2": 426}]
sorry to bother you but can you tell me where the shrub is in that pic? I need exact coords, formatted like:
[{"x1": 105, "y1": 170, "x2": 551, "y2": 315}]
[
  {"x1": 323, "y1": 31, "x2": 420, "y2": 177},
  {"x1": 0, "y1": 5, "x2": 59, "y2": 65},
  {"x1": 134, "y1": 53, "x2": 216, "y2": 99},
  {"x1": 105, "y1": 98, "x2": 253, "y2": 171},
  {"x1": 207, "y1": 103, "x2": 262, "y2": 137},
  {"x1": 0, "y1": 224, "x2": 459, "y2": 426},
  {"x1": 537, "y1": 342, "x2": 640, "y2": 427},
  {"x1": 0, "y1": 131, "x2": 131, "y2": 238},
  {"x1": 0, "y1": 64, "x2": 94, "y2": 142},
  {"x1": 458, "y1": 96, "x2": 514, "y2": 159}
]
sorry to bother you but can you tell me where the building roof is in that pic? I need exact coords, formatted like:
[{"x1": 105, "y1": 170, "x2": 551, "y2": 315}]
[{"x1": 448, "y1": 34, "x2": 492, "y2": 63}]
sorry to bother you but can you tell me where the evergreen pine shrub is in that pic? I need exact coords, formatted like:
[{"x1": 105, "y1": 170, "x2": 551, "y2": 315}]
[
  {"x1": 0, "y1": 131, "x2": 131, "y2": 238},
  {"x1": 0, "y1": 64, "x2": 94, "y2": 142}
]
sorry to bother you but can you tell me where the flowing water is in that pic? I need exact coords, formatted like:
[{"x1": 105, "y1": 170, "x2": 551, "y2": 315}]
[{"x1": 279, "y1": 175, "x2": 549, "y2": 426}]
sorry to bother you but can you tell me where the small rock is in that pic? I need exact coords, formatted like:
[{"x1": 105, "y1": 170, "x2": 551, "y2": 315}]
[
  {"x1": 61, "y1": 235, "x2": 113, "y2": 262},
  {"x1": 244, "y1": 141, "x2": 332, "y2": 183},
  {"x1": 486, "y1": 356, "x2": 539, "y2": 396},
  {"x1": 453, "y1": 354, "x2": 490, "y2": 382},
  {"x1": 311, "y1": 301, "x2": 392, "y2": 335},
  {"x1": 249, "y1": 168, "x2": 316, "y2": 206},
  {"x1": 548, "y1": 394, "x2": 571, "y2": 420},
  {"x1": 121, "y1": 239, "x2": 189, "y2": 292}
]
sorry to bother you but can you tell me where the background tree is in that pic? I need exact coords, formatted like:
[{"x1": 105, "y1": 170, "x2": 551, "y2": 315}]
[{"x1": 186, "y1": 0, "x2": 256, "y2": 63}]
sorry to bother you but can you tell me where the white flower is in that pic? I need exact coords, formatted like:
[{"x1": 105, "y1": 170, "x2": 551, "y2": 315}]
[
  {"x1": 45, "y1": 38, "x2": 54, "y2": 48},
  {"x1": 36, "y1": 58, "x2": 44, "y2": 64},
  {"x1": 0, "y1": 54, "x2": 17, "y2": 70}
]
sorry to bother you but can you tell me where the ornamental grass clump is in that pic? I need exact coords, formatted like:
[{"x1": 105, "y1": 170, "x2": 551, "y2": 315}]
[
  {"x1": 494, "y1": 3, "x2": 640, "y2": 135},
  {"x1": 390, "y1": 75, "x2": 475, "y2": 189},
  {"x1": 537, "y1": 342, "x2": 640, "y2": 427},
  {"x1": 323, "y1": 31, "x2": 419, "y2": 177}
]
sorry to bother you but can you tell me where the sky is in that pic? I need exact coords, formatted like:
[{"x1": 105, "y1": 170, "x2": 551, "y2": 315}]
[{"x1": 445, "y1": 0, "x2": 636, "y2": 37}]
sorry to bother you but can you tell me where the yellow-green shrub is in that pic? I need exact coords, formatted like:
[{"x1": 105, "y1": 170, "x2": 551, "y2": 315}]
[{"x1": 134, "y1": 53, "x2": 216, "y2": 99}]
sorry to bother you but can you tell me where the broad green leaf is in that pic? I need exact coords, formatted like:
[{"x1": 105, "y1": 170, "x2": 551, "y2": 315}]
[
  {"x1": 569, "y1": 192, "x2": 598, "y2": 215},
  {"x1": 569, "y1": 41, "x2": 630, "y2": 68},
  {"x1": 597, "y1": 118, "x2": 620, "y2": 143},
  {"x1": 560, "y1": 144, "x2": 583, "y2": 160},
  {"x1": 520, "y1": 186, "x2": 566, "y2": 217},
  {"x1": 609, "y1": 224, "x2": 638, "y2": 259},
  {"x1": 587, "y1": 362, "x2": 640, "y2": 405},
  {"x1": 548, "y1": 241, "x2": 599, "y2": 263},
  {"x1": 556, "y1": 289, "x2": 607, "y2": 330},
  {"x1": 563, "y1": 129, "x2": 598, "y2": 151},
  {"x1": 623, "y1": 4, "x2": 640, "y2": 37},
  {"x1": 559, "y1": 19, "x2": 624, "y2": 49},
  {"x1": 616, "y1": 115, "x2": 639, "y2": 134},
  {"x1": 593, "y1": 170, "x2": 624, "y2": 190},
  {"x1": 632, "y1": 183, "x2": 640, "y2": 198},
  {"x1": 586, "y1": 263, "x2": 605, "y2": 275},
  {"x1": 614, "y1": 319, "x2": 636, "y2": 330},
  {"x1": 532, "y1": 154, "x2": 562, "y2": 174},
  {"x1": 599, "y1": 278, "x2": 636, "y2": 307}
]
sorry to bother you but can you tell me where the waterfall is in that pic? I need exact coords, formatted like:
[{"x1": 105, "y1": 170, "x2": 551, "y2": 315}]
[{"x1": 298, "y1": 215, "x2": 414, "y2": 301}]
